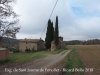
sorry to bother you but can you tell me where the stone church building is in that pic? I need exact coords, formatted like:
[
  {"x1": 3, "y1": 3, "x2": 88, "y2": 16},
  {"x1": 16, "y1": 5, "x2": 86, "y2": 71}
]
[
  {"x1": 51, "y1": 36, "x2": 66, "y2": 51},
  {"x1": 19, "y1": 38, "x2": 44, "y2": 52}
]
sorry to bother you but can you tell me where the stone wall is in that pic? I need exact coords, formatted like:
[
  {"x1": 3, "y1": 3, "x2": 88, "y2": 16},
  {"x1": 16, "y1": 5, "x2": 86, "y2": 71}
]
[
  {"x1": 51, "y1": 43, "x2": 56, "y2": 51},
  {"x1": 0, "y1": 48, "x2": 9, "y2": 61},
  {"x1": 19, "y1": 41, "x2": 44, "y2": 52},
  {"x1": 19, "y1": 42, "x2": 37, "y2": 52},
  {"x1": 37, "y1": 41, "x2": 44, "y2": 50}
]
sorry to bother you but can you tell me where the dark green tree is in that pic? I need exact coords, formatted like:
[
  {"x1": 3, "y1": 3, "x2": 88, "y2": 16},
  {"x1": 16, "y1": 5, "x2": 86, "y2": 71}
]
[
  {"x1": 51, "y1": 22, "x2": 54, "y2": 42},
  {"x1": 54, "y1": 16, "x2": 59, "y2": 46},
  {"x1": 45, "y1": 19, "x2": 52, "y2": 49}
]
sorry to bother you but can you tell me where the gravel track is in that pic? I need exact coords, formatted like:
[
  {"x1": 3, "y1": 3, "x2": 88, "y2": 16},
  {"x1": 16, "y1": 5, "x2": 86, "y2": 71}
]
[{"x1": 0, "y1": 50, "x2": 72, "y2": 75}]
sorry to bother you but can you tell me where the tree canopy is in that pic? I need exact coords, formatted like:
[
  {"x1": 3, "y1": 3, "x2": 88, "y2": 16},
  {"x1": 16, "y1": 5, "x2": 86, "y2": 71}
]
[
  {"x1": 45, "y1": 16, "x2": 59, "y2": 49},
  {"x1": 0, "y1": 0, "x2": 20, "y2": 43},
  {"x1": 45, "y1": 19, "x2": 54, "y2": 49},
  {"x1": 54, "y1": 16, "x2": 59, "y2": 46}
]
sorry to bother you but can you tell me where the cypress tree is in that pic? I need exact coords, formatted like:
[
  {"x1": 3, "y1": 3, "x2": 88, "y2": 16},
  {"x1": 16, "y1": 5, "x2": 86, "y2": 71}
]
[
  {"x1": 54, "y1": 16, "x2": 59, "y2": 46},
  {"x1": 51, "y1": 22, "x2": 54, "y2": 42},
  {"x1": 45, "y1": 19, "x2": 52, "y2": 49}
]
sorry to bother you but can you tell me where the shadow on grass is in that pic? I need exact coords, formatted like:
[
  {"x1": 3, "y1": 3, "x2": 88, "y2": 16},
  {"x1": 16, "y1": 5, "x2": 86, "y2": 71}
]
[{"x1": 0, "y1": 59, "x2": 10, "y2": 65}]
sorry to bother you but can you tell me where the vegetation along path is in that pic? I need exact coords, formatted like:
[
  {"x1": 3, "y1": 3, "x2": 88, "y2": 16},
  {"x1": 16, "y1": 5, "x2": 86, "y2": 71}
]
[{"x1": 1, "y1": 50, "x2": 72, "y2": 75}]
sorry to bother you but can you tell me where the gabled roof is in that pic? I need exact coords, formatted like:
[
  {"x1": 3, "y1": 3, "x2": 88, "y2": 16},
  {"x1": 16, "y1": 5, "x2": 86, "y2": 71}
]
[{"x1": 20, "y1": 39, "x2": 44, "y2": 43}]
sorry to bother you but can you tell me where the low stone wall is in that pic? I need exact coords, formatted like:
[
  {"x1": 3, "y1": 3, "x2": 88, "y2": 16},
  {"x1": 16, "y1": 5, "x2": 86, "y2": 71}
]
[{"x1": 0, "y1": 48, "x2": 9, "y2": 61}]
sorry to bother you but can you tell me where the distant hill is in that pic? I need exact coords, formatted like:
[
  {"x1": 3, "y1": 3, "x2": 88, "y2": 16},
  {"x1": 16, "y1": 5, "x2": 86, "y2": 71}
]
[
  {"x1": 65, "y1": 39, "x2": 100, "y2": 45},
  {"x1": 1, "y1": 37, "x2": 19, "y2": 48}
]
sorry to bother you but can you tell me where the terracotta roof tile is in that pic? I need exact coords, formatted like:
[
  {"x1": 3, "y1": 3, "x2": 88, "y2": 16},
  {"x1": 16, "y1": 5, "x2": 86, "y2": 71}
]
[{"x1": 20, "y1": 39, "x2": 44, "y2": 43}]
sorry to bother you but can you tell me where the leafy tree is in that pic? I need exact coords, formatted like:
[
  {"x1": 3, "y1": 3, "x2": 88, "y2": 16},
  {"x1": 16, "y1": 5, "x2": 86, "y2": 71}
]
[
  {"x1": 54, "y1": 16, "x2": 59, "y2": 46},
  {"x1": 0, "y1": 0, "x2": 20, "y2": 45}
]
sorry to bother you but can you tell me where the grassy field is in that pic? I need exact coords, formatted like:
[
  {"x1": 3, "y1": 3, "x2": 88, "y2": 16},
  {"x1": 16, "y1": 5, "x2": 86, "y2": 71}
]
[
  {"x1": 66, "y1": 45, "x2": 100, "y2": 75},
  {"x1": 0, "y1": 49, "x2": 66, "y2": 67},
  {"x1": 62, "y1": 49, "x2": 84, "y2": 75}
]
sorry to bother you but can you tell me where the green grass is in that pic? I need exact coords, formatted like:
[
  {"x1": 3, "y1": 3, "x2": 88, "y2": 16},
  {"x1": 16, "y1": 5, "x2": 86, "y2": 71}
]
[
  {"x1": 62, "y1": 50, "x2": 84, "y2": 75},
  {"x1": 0, "y1": 49, "x2": 66, "y2": 66},
  {"x1": 61, "y1": 50, "x2": 67, "y2": 55}
]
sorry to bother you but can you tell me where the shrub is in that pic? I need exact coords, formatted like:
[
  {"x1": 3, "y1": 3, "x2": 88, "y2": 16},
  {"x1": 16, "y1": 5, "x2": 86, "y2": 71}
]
[
  {"x1": 25, "y1": 48, "x2": 31, "y2": 53},
  {"x1": 31, "y1": 48, "x2": 34, "y2": 52},
  {"x1": 13, "y1": 48, "x2": 19, "y2": 53}
]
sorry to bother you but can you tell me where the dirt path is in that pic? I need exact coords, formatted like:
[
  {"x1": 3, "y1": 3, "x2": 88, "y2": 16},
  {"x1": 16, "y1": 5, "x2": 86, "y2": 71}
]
[{"x1": 1, "y1": 50, "x2": 72, "y2": 75}]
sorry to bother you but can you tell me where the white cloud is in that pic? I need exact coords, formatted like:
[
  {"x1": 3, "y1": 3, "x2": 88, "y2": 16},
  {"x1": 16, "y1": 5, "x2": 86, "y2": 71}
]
[
  {"x1": 12, "y1": 0, "x2": 100, "y2": 41},
  {"x1": 76, "y1": 17, "x2": 100, "y2": 37}
]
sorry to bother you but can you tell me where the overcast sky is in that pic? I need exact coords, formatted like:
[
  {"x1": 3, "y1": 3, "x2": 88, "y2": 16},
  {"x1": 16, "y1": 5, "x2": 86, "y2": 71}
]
[{"x1": 13, "y1": 0, "x2": 100, "y2": 41}]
